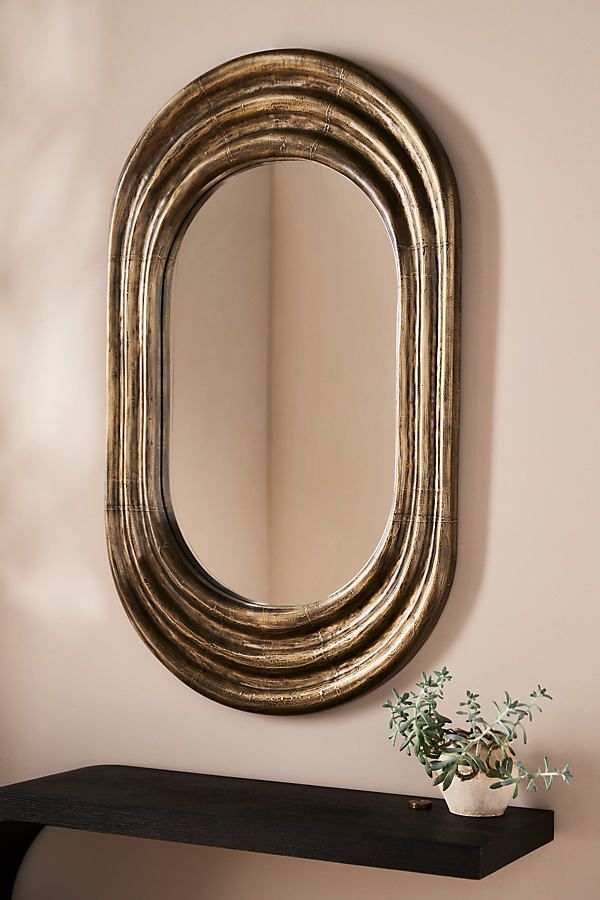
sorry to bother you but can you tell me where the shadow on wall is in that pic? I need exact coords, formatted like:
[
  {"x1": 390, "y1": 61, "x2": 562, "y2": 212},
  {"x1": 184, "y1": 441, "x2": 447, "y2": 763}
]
[
  {"x1": 371, "y1": 60, "x2": 501, "y2": 681},
  {"x1": 11, "y1": 827, "x2": 491, "y2": 900},
  {"x1": 0, "y1": 0, "x2": 114, "y2": 768},
  {"x1": 317, "y1": 58, "x2": 501, "y2": 723}
]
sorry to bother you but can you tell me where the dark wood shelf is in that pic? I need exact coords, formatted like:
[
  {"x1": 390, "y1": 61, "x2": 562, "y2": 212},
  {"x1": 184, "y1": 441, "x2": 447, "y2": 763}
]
[{"x1": 0, "y1": 765, "x2": 553, "y2": 893}]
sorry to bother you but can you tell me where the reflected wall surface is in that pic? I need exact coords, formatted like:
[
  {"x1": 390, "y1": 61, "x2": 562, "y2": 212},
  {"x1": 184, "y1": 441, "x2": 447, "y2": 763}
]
[{"x1": 170, "y1": 161, "x2": 397, "y2": 605}]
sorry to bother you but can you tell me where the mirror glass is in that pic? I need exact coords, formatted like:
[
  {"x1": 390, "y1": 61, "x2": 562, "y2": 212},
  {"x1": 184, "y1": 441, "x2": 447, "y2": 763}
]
[{"x1": 169, "y1": 161, "x2": 397, "y2": 606}]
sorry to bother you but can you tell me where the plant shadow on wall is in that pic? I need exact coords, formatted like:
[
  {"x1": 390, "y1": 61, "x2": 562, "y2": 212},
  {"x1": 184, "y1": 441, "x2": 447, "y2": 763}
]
[
  {"x1": 0, "y1": 0, "x2": 114, "y2": 779},
  {"x1": 322, "y1": 60, "x2": 501, "y2": 722}
]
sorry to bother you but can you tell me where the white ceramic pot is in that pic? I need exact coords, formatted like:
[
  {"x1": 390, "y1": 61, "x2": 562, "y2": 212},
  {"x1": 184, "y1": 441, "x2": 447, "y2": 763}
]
[{"x1": 438, "y1": 746, "x2": 514, "y2": 817}]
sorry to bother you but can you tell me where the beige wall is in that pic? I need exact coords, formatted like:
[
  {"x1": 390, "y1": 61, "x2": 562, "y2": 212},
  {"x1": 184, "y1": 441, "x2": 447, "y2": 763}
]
[{"x1": 1, "y1": 1, "x2": 598, "y2": 898}]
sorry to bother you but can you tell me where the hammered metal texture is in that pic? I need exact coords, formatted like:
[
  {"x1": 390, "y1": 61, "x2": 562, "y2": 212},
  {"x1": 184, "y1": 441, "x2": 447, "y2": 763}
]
[{"x1": 106, "y1": 49, "x2": 461, "y2": 714}]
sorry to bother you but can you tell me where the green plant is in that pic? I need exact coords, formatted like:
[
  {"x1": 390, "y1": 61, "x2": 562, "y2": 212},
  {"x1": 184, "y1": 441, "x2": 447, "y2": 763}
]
[{"x1": 383, "y1": 668, "x2": 572, "y2": 798}]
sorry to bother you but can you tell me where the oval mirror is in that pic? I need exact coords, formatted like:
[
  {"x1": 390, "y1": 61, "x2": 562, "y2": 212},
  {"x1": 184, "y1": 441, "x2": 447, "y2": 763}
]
[
  {"x1": 169, "y1": 161, "x2": 397, "y2": 606},
  {"x1": 106, "y1": 49, "x2": 460, "y2": 713}
]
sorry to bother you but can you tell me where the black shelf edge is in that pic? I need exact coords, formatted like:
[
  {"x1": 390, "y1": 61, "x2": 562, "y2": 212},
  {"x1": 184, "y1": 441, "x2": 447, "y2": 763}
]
[{"x1": 0, "y1": 765, "x2": 554, "y2": 894}]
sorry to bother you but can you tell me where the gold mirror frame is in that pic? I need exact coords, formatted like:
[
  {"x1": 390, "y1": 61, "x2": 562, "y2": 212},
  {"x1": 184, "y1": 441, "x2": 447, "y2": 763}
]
[{"x1": 106, "y1": 49, "x2": 460, "y2": 714}]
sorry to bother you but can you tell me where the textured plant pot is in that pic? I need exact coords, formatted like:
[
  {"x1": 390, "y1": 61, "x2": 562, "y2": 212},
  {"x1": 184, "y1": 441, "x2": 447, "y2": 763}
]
[{"x1": 438, "y1": 747, "x2": 514, "y2": 817}]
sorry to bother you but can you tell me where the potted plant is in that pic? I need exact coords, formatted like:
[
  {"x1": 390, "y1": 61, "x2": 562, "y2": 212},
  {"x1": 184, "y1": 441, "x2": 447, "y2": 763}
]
[{"x1": 384, "y1": 668, "x2": 572, "y2": 817}]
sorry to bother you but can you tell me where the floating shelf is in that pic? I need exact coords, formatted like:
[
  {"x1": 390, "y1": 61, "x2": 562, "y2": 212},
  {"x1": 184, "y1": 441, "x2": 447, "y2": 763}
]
[{"x1": 0, "y1": 765, "x2": 553, "y2": 894}]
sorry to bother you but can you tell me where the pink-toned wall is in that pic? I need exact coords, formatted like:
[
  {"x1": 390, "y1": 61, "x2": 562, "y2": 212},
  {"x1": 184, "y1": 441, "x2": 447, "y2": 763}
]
[{"x1": 1, "y1": 1, "x2": 598, "y2": 897}]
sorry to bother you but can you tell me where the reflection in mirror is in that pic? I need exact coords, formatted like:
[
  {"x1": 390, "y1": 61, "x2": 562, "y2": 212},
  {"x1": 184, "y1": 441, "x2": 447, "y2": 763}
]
[{"x1": 169, "y1": 161, "x2": 397, "y2": 606}]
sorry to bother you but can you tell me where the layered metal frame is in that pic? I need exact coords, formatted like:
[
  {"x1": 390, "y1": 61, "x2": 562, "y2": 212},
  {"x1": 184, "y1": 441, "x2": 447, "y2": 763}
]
[{"x1": 106, "y1": 49, "x2": 461, "y2": 713}]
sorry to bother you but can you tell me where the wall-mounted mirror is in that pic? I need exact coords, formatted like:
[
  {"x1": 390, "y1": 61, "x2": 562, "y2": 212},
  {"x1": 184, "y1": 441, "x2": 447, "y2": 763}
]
[
  {"x1": 170, "y1": 161, "x2": 397, "y2": 606},
  {"x1": 106, "y1": 49, "x2": 460, "y2": 713}
]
